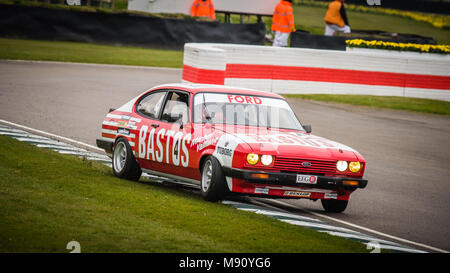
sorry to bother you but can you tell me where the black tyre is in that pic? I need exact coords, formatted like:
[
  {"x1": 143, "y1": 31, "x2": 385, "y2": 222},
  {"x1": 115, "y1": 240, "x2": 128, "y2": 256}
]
[
  {"x1": 321, "y1": 199, "x2": 348, "y2": 213},
  {"x1": 112, "y1": 138, "x2": 142, "y2": 181},
  {"x1": 200, "y1": 156, "x2": 229, "y2": 202}
]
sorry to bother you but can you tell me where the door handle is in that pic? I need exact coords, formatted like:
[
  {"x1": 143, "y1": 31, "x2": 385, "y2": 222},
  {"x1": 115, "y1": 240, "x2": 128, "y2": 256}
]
[{"x1": 151, "y1": 124, "x2": 159, "y2": 128}]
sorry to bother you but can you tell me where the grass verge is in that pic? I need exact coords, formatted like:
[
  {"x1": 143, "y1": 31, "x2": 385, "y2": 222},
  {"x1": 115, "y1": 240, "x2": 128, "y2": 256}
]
[
  {"x1": 285, "y1": 94, "x2": 450, "y2": 116},
  {"x1": 0, "y1": 38, "x2": 183, "y2": 68},
  {"x1": 0, "y1": 135, "x2": 368, "y2": 253}
]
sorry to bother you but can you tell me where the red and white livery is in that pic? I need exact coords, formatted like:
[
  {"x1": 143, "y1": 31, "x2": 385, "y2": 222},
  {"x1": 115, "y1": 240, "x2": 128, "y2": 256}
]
[{"x1": 97, "y1": 83, "x2": 368, "y2": 213}]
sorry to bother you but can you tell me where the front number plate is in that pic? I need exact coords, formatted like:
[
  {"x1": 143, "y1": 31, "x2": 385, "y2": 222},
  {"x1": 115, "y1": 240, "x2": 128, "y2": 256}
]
[{"x1": 296, "y1": 174, "x2": 318, "y2": 184}]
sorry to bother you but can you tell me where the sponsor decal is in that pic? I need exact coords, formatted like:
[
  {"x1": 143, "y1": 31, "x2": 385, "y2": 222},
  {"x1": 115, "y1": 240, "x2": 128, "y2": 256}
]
[
  {"x1": 117, "y1": 128, "x2": 130, "y2": 136},
  {"x1": 213, "y1": 134, "x2": 240, "y2": 169},
  {"x1": 324, "y1": 193, "x2": 338, "y2": 199},
  {"x1": 121, "y1": 115, "x2": 131, "y2": 120},
  {"x1": 194, "y1": 93, "x2": 292, "y2": 110},
  {"x1": 235, "y1": 132, "x2": 356, "y2": 151},
  {"x1": 127, "y1": 120, "x2": 138, "y2": 130},
  {"x1": 254, "y1": 188, "x2": 269, "y2": 195},
  {"x1": 227, "y1": 95, "x2": 262, "y2": 105},
  {"x1": 117, "y1": 120, "x2": 128, "y2": 127},
  {"x1": 284, "y1": 191, "x2": 311, "y2": 198},
  {"x1": 138, "y1": 126, "x2": 191, "y2": 167},
  {"x1": 103, "y1": 120, "x2": 118, "y2": 126},
  {"x1": 217, "y1": 146, "x2": 233, "y2": 157},
  {"x1": 191, "y1": 133, "x2": 220, "y2": 152}
]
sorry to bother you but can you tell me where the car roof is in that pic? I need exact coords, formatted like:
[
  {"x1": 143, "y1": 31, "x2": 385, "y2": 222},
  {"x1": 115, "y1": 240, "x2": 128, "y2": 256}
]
[{"x1": 150, "y1": 83, "x2": 285, "y2": 99}]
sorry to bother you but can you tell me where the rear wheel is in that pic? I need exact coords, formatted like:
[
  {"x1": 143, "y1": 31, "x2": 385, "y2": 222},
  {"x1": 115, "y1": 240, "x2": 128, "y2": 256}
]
[
  {"x1": 200, "y1": 156, "x2": 229, "y2": 202},
  {"x1": 112, "y1": 138, "x2": 142, "y2": 181},
  {"x1": 321, "y1": 199, "x2": 348, "y2": 213}
]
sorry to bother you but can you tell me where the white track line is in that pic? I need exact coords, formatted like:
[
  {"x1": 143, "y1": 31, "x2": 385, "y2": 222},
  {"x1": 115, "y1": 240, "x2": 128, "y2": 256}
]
[
  {"x1": 279, "y1": 219, "x2": 366, "y2": 235},
  {"x1": 319, "y1": 231, "x2": 403, "y2": 247},
  {"x1": 2, "y1": 59, "x2": 182, "y2": 72},
  {"x1": 238, "y1": 208, "x2": 324, "y2": 223},
  {"x1": 36, "y1": 144, "x2": 87, "y2": 152},
  {"x1": 267, "y1": 199, "x2": 449, "y2": 253},
  {"x1": 0, "y1": 129, "x2": 49, "y2": 138},
  {"x1": 0, "y1": 119, "x2": 104, "y2": 153},
  {"x1": 225, "y1": 200, "x2": 424, "y2": 253}
]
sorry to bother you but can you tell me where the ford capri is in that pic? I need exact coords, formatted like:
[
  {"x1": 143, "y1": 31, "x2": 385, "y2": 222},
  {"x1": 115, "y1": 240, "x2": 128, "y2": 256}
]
[{"x1": 97, "y1": 83, "x2": 367, "y2": 213}]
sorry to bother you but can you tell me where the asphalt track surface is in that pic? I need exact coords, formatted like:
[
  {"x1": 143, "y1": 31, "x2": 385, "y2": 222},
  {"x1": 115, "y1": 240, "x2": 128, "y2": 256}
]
[{"x1": 1, "y1": 60, "x2": 449, "y2": 252}]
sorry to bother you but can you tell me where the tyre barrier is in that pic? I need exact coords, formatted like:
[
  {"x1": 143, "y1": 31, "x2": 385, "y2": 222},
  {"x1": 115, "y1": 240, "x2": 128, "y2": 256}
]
[
  {"x1": 182, "y1": 43, "x2": 450, "y2": 101},
  {"x1": 0, "y1": 4, "x2": 265, "y2": 50}
]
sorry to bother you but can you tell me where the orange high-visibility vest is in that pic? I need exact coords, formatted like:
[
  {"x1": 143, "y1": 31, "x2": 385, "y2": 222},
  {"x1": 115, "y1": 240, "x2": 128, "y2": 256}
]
[
  {"x1": 272, "y1": 1, "x2": 295, "y2": 33},
  {"x1": 191, "y1": 0, "x2": 216, "y2": 20},
  {"x1": 324, "y1": 0, "x2": 345, "y2": 27}
]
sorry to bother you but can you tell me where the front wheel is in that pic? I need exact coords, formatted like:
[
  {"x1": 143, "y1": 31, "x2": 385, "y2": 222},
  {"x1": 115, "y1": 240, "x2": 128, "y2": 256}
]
[
  {"x1": 321, "y1": 199, "x2": 348, "y2": 213},
  {"x1": 112, "y1": 138, "x2": 142, "y2": 181},
  {"x1": 200, "y1": 156, "x2": 229, "y2": 202}
]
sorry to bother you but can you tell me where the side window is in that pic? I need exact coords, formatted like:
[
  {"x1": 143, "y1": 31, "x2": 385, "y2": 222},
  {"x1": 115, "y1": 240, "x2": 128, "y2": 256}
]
[
  {"x1": 136, "y1": 91, "x2": 166, "y2": 119},
  {"x1": 161, "y1": 92, "x2": 189, "y2": 124}
]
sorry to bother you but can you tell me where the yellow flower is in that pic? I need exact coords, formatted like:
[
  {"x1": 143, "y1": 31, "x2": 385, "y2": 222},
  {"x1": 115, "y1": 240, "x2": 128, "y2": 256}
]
[{"x1": 346, "y1": 39, "x2": 449, "y2": 54}]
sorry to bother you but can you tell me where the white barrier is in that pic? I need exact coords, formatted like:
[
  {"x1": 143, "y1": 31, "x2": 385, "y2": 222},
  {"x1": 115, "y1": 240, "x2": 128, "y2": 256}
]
[
  {"x1": 128, "y1": 0, "x2": 278, "y2": 16},
  {"x1": 182, "y1": 43, "x2": 450, "y2": 101}
]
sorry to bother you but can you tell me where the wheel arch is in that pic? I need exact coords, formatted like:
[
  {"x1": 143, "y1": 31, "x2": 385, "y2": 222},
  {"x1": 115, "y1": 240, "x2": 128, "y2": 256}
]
[
  {"x1": 198, "y1": 148, "x2": 221, "y2": 172},
  {"x1": 113, "y1": 135, "x2": 136, "y2": 155}
]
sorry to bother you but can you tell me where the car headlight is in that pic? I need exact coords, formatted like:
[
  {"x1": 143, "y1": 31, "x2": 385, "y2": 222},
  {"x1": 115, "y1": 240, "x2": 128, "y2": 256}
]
[
  {"x1": 246, "y1": 153, "x2": 259, "y2": 165},
  {"x1": 260, "y1": 155, "x2": 273, "y2": 166},
  {"x1": 349, "y1": 161, "x2": 361, "y2": 173},
  {"x1": 336, "y1": 160, "x2": 348, "y2": 172}
]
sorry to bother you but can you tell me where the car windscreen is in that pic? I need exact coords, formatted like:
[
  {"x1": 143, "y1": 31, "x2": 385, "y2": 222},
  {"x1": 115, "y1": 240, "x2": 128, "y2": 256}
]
[{"x1": 193, "y1": 92, "x2": 304, "y2": 131}]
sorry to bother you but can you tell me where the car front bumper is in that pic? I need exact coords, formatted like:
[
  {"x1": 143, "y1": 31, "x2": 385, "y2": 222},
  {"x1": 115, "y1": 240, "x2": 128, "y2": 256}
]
[{"x1": 222, "y1": 167, "x2": 368, "y2": 191}]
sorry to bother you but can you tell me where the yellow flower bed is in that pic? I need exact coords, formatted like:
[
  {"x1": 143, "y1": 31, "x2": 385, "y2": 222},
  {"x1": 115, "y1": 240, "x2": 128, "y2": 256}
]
[
  {"x1": 346, "y1": 39, "x2": 450, "y2": 54},
  {"x1": 295, "y1": 0, "x2": 450, "y2": 29}
]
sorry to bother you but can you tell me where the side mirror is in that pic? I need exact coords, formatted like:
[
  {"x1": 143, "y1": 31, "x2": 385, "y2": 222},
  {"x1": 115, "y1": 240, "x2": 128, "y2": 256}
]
[
  {"x1": 204, "y1": 111, "x2": 215, "y2": 121},
  {"x1": 303, "y1": 125, "x2": 312, "y2": 133}
]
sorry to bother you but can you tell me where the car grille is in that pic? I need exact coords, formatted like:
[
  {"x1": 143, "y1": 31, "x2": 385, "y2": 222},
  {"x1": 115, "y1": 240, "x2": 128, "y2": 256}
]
[{"x1": 273, "y1": 157, "x2": 336, "y2": 175}]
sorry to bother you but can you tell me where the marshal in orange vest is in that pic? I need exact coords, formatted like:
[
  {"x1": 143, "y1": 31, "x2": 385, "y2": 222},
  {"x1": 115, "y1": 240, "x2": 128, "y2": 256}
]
[
  {"x1": 324, "y1": 0, "x2": 346, "y2": 27},
  {"x1": 272, "y1": 0, "x2": 295, "y2": 33},
  {"x1": 191, "y1": 0, "x2": 216, "y2": 20}
]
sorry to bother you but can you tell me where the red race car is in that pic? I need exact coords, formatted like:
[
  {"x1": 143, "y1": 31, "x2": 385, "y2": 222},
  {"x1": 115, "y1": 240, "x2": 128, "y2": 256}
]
[{"x1": 97, "y1": 83, "x2": 367, "y2": 213}]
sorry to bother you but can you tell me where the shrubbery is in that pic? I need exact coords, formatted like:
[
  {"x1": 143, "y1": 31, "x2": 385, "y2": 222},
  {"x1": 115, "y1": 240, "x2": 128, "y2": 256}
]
[{"x1": 346, "y1": 39, "x2": 450, "y2": 54}]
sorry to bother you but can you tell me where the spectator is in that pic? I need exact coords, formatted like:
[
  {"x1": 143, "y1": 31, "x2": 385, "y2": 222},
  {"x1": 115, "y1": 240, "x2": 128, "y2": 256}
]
[
  {"x1": 324, "y1": 0, "x2": 351, "y2": 36},
  {"x1": 191, "y1": 0, "x2": 216, "y2": 20},
  {"x1": 272, "y1": 0, "x2": 296, "y2": 47}
]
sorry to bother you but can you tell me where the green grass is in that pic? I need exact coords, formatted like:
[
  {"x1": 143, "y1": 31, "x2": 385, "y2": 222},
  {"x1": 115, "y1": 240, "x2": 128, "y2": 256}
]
[
  {"x1": 0, "y1": 38, "x2": 183, "y2": 68},
  {"x1": 113, "y1": 0, "x2": 128, "y2": 10},
  {"x1": 0, "y1": 136, "x2": 368, "y2": 253},
  {"x1": 293, "y1": 5, "x2": 450, "y2": 44},
  {"x1": 285, "y1": 94, "x2": 450, "y2": 116}
]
